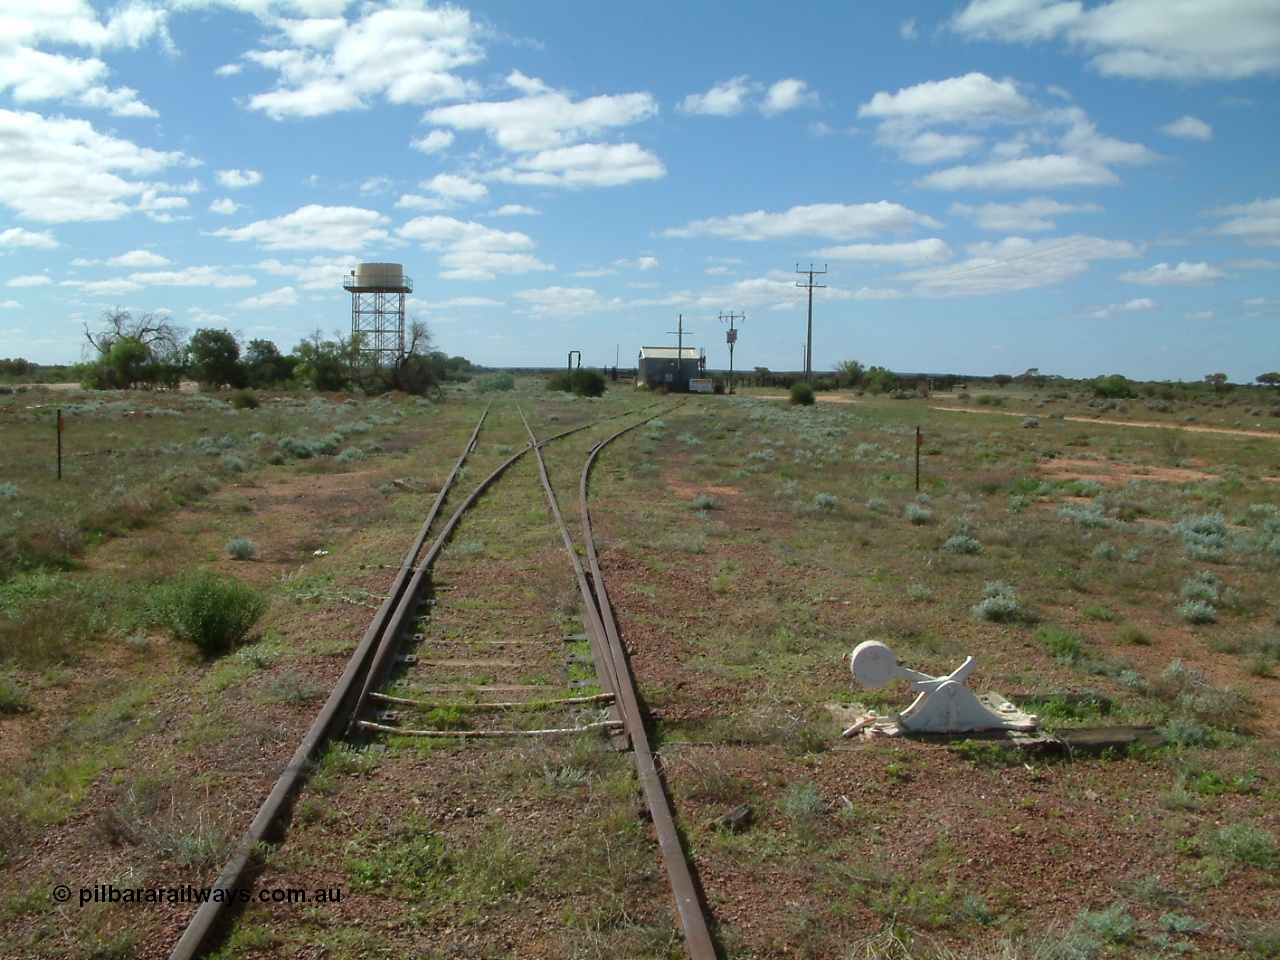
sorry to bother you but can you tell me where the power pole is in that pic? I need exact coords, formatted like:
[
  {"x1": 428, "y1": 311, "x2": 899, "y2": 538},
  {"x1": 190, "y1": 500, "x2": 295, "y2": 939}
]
[
  {"x1": 796, "y1": 263, "x2": 826, "y2": 383},
  {"x1": 719, "y1": 311, "x2": 745, "y2": 394},
  {"x1": 667, "y1": 314, "x2": 687, "y2": 391}
]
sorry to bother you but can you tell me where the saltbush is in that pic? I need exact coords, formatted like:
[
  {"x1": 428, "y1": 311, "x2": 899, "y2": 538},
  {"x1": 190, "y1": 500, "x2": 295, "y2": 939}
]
[
  {"x1": 1176, "y1": 599, "x2": 1217, "y2": 624},
  {"x1": 150, "y1": 571, "x2": 267, "y2": 657},
  {"x1": 224, "y1": 538, "x2": 257, "y2": 561},
  {"x1": 904, "y1": 502, "x2": 932, "y2": 525},
  {"x1": 972, "y1": 582, "x2": 1030, "y2": 623},
  {"x1": 942, "y1": 534, "x2": 982, "y2": 554}
]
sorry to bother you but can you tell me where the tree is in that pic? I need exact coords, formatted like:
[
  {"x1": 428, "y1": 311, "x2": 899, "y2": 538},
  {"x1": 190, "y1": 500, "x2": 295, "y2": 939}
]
[
  {"x1": 864, "y1": 366, "x2": 900, "y2": 395},
  {"x1": 187, "y1": 328, "x2": 245, "y2": 389},
  {"x1": 1092, "y1": 374, "x2": 1134, "y2": 399},
  {"x1": 292, "y1": 330, "x2": 355, "y2": 392},
  {"x1": 82, "y1": 308, "x2": 185, "y2": 389},
  {"x1": 1204, "y1": 372, "x2": 1231, "y2": 394},
  {"x1": 834, "y1": 359, "x2": 865, "y2": 389},
  {"x1": 992, "y1": 374, "x2": 1013, "y2": 388},
  {"x1": 1258, "y1": 372, "x2": 1280, "y2": 390},
  {"x1": 244, "y1": 339, "x2": 298, "y2": 387}
]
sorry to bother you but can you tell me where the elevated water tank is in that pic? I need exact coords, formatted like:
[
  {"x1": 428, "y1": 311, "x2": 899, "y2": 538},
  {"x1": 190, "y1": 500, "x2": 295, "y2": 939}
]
[{"x1": 344, "y1": 262, "x2": 412, "y2": 293}]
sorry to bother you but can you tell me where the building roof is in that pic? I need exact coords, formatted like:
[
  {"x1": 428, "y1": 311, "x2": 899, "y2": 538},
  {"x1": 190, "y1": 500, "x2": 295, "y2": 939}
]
[{"x1": 638, "y1": 346, "x2": 700, "y2": 360}]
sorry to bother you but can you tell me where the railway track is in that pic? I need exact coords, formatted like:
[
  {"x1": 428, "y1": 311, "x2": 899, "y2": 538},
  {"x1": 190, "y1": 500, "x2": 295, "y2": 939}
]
[{"x1": 170, "y1": 398, "x2": 715, "y2": 960}]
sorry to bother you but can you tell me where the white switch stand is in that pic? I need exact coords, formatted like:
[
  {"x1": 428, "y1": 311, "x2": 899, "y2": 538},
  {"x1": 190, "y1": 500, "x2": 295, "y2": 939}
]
[{"x1": 849, "y1": 640, "x2": 1037, "y2": 734}]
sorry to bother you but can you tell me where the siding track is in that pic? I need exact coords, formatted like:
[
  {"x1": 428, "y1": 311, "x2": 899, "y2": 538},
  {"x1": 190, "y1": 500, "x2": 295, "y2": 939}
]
[{"x1": 170, "y1": 397, "x2": 716, "y2": 960}]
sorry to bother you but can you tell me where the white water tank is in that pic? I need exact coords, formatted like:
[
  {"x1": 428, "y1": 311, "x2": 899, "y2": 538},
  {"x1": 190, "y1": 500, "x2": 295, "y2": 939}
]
[{"x1": 345, "y1": 262, "x2": 411, "y2": 292}]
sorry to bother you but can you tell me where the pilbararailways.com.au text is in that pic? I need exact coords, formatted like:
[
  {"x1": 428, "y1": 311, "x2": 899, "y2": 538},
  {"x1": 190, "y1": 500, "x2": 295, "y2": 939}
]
[{"x1": 59, "y1": 883, "x2": 343, "y2": 907}]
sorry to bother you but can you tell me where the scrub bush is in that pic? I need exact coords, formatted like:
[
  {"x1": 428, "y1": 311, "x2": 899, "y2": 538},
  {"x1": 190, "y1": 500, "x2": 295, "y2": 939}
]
[
  {"x1": 150, "y1": 571, "x2": 266, "y2": 657},
  {"x1": 789, "y1": 381, "x2": 815, "y2": 406}
]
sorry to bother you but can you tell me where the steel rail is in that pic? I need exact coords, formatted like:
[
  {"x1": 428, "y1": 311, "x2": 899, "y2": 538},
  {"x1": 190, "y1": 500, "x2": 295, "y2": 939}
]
[
  {"x1": 522, "y1": 403, "x2": 716, "y2": 959},
  {"x1": 577, "y1": 406, "x2": 718, "y2": 960},
  {"x1": 168, "y1": 401, "x2": 492, "y2": 960},
  {"x1": 516, "y1": 403, "x2": 627, "y2": 738},
  {"x1": 170, "y1": 400, "x2": 669, "y2": 959},
  {"x1": 348, "y1": 405, "x2": 644, "y2": 720}
]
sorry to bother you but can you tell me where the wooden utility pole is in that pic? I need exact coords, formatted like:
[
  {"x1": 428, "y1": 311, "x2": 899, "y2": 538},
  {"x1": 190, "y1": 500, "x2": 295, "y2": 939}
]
[
  {"x1": 796, "y1": 264, "x2": 826, "y2": 383},
  {"x1": 719, "y1": 311, "x2": 744, "y2": 394},
  {"x1": 667, "y1": 314, "x2": 687, "y2": 391}
]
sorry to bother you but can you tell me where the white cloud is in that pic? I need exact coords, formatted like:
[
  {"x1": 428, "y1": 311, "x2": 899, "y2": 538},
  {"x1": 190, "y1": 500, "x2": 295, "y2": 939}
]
[
  {"x1": 896, "y1": 235, "x2": 1141, "y2": 297},
  {"x1": 950, "y1": 197, "x2": 1102, "y2": 232},
  {"x1": 257, "y1": 255, "x2": 354, "y2": 290},
  {"x1": 411, "y1": 129, "x2": 455, "y2": 153},
  {"x1": 860, "y1": 73, "x2": 1157, "y2": 188},
  {"x1": 0, "y1": 2, "x2": 166, "y2": 115},
  {"x1": 0, "y1": 227, "x2": 58, "y2": 248},
  {"x1": 107, "y1": 249, "x2": 169, "y2": 267},
  {"x1": 0, "y1": 109, "x2": 185, "y2": 223},
  {"x1": 665, "y1": 201, "x2": 941, "y2": 241},
  {"x1": 1162, "y1": 115, "x2": 1213, "y2": 140},
  {"x1": 1, "y1": 300, "x2": 20, "y2": 309},
  {"x1": 1182, "y1": 310, "x2": 1215, "y2": 320},
  {"x1": 1087, "y1": 297, "x2": 1159, "y2": 318},
  {"x1": 859, "y1": 72, "x2": 1033, "y2": 123},
  {"x1": 495, "y1": 142, "x2": 665, "y2": 189},
  {"x1": 217, "y1": 169, "x2": 262, "y2": 189},
  {"x1": 210, "y1": 198, "x2": 239, "y2": 215},
  {"x1": 79, "y1": 278, "x2": 143, "y2": 296},
  {"x1": 242, "y1": 4, "x2": 482, "y2": 119},
  {"x1": 490, "y1": 204, "x2": 539, "y2": 216},
  {"x1": 427, "y1": 72, "x2": 657, "y2": 152},
  {"x1": 129, "y1": 266, "x2": 255, "y2": 287},
  {"x1": 7, "y1": 274, "x2": 52, "y2": 287},
  {"x1": 1118, "y1": 261, "x2": 1227, "y2": 285},
  {"x1": 211, "y1": 204, "x2": 390, "y2": 250},
  {"x1": 515, "y1": 286, "x2": 622, "y2": 317},
  {"x1": 77, "y1": 84, "x2": 156, "y2": 117},
  {"x1": 421, "y1": 173, "x2": 487, "y2": 201},
  {"x1": 679, "y1": 76, "x2": 751, "y2": 116},
  {"x1": 813, "y1": 238, "x2": 953, "y2": 264},
  {"x1": 1209, "y1": 197, "x2": 1280, "y2": 246},
  {"x1": 425, "y1": 296, "x2": 504, "y2": 308},
  {"x1": 761, "y1": 79, "x2": 818, "y2": 115},
  {"x1": 237, "y1": 286, "x2": 298, "y2": 308},
  {"x1": 921, "y1": 154, "x2": 1121, "y2": 190},
  {"x1": 951, "y1": 0, "x2": 1280, "y2": 80},
  {"x1": 398, "y1": 215, "x2": 552, "y2": 280}
]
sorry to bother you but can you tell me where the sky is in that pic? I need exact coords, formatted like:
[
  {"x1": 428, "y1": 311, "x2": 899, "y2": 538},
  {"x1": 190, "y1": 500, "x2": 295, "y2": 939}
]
[{"x1": 2, "y1": 0, "x2": 1279, "y2": 382}]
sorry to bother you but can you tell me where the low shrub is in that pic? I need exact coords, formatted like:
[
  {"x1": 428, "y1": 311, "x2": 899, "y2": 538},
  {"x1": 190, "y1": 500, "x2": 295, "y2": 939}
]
[
  {"x1": 942, "y1": 534, "x2": 982, "y2": 555},
  {"x1": 569, "y1": 367, "x2": 606, "y2": 398},
  {"x1": 229, "y1": 389, "x2": 259, "y2": 410},
  {"x1": 0, "y1": 675, "x2": 31, "y2": 714},
  {"x1": 477, "y1": 371, "x2": 515, "y2": 392},
  {"x1": 972, "y1": 582, "x2": 1032, "y2": 623},
  {"x1": 150, "y1": 571, "x2": 267, "y2": 657},
  {"x1": 904, "y1": 502, "x2": 932, "y2": 525},
  {"x1": 225, "y1": 538, "x2": 257, "y2": 561},
  {"x1": 789, "y1": 381, "x2": 815, "y2": 406},
  {"x1": 1176, "y1": 599, "x2": 1217, "y2": 624}
]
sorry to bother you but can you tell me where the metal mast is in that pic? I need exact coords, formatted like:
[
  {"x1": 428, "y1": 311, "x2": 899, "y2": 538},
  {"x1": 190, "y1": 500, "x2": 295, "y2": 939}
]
[{"x1": 719, "y1": 311, "x2": 745, "y2": 394}]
